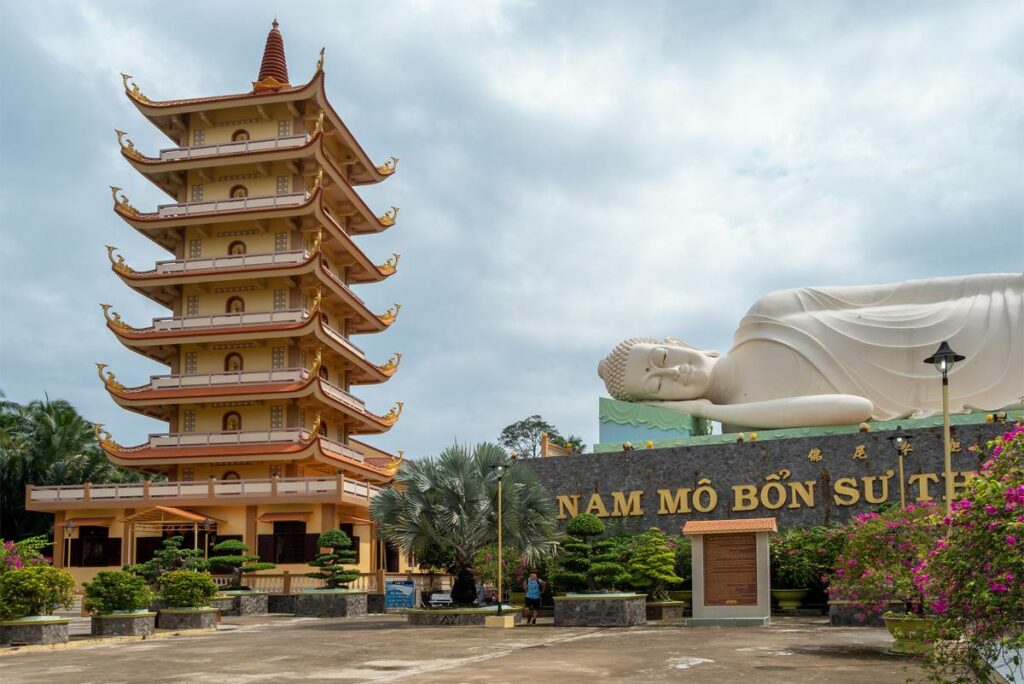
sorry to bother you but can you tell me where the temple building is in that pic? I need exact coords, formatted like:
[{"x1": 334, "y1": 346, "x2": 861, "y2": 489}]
[{"x1": 26, "y1": 21, "x2": 412, "y2": 586}]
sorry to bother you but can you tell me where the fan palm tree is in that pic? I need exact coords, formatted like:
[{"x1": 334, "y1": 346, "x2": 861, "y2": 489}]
[{"x1": 370, "y1": 441, "x2": 557, "y2": 605}]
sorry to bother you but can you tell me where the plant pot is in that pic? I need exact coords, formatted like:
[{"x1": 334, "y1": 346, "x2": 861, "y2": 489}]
[
  {"x1": 667, "y1": 590, "x2": 692, "y2": 607},
  {"x1": 0, "y1": 616, "x2": 70, "y2": 645},
  {"x1": 157, "y1": 607, "x2": 219, "y2": 631},
  {"x1": 293, "y1": 590, "x2": 368, "y2": 618},
  {"x1": 772, "y1": 588, "x2": 810, "y2": 611},
  {"x1": 91, "y1": 611, "x2": 156, "y2": 637},
  {"x1": 882, "y1": 613, "x2": 937, "y2": 655},
  {"x1": 553, "y1": 594, "x2": 647, "y2": 627}
]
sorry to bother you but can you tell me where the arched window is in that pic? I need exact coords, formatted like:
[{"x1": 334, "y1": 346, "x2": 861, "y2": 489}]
[
  {"x1": 232, "y1": 129, "x2": 250, "y2": 142},
  {"x1": 226, "y1": 296, "x2": 245, "y2": 314},
  {"x1": 229, "y1": 185, "x2": 248, "y2": 199},
  {"x1": 222, "y1": 411, "x2": 242, "y2": 432},
  {"x1": 222, "y1": 471, "x2": 241, "y2": 481},
  {"x1": 224, "y1": 353, "x2": 243, "y2": 372},
  {"x1": 227, "y1": 240, "x2": 247, "y2": 256}
]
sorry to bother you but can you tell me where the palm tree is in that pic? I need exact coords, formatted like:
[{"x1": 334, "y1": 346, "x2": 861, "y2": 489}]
[
  {"x1": 0, "y1": 393, "x2": 147, "y2": 539},
  {"x1": 370, "y1": 441, "x2": 557, "y2": 605}
]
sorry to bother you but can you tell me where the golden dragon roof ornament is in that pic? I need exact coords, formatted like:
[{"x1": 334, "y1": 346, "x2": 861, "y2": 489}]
[
  {"x1": 378, "y1": 402, "x2": 404, "y2": 426},
  {"x1": 95, "y1": 363, "x2": 124, "y2": 391},
  {"x1": 120, "y1": 73, "x2": 150, "y2": 103},
  {"x1": 310, "y1": 110, "x2": 325, "y2": 138},
  {"x1": 307, "y1": 347, "x2": 324, "y2": 378},
  {"x1": 382, "y1": 450, "x2": 405, "y2": 474},
  {"x1": 377, "y1": 353, "x2": 403, "y2": 377},
  {"x1": 308, "y1": 228, "x2": 323, "y2": 256},
  {"x1": 378, "y1": 303, "x2": 402, "y2": 325},
  {"x1": 316, "y1": 47, "x2": 326, "y2": 74},
  {"x1": 105, "y1": 245, "x2": 136, "y2": 275},
  {"x1": 100, "y1": 303, "x2": 135, "y2": 333},
  {"x1": 307, "y1": 288, "x2": 324, "y2": 317},
  {"x1": 377, "y1": 253, "x2": 400, "y2": 276},
  {"x1": 376, "y1": 157, "x2": 399, "y2": 176},
  {"x1": 307, "y1": 412, "x2": 324, "y2": 440},
  {"x1": 309, "y1": 168, "x2": 324, "y2": 195},
  {"x1": 378, "y1": 206, "x2": 400, "y2": 227},
  {"x1": 114, "y1": 130, "x2": 144, "y2": 161},
  {"x1": 109, "y1": 186, "x2": 140, "y2": 216},
  {"x1": 93, "y1": 424, "x2": 122, "y2": 450}
]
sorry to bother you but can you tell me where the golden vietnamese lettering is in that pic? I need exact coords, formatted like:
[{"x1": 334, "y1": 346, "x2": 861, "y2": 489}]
[{"x1": 555, "y1": 468, "x2": 979, "y2": 519}]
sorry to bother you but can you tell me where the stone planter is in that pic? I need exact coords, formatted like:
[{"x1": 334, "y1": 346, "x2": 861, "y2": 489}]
[
  {"x1": 268, "y1": 594, "x2": 298, "y2": 614},
  {"x1": 157, "y1": 607, "x2": 219, "y2": 631},
  {"x1": 553, "y1": 594, "x2": 647, "y2": 627},
  {"x1": 293, "y1": 590, "x2": 368, "y2": 618},
  {"x1": 367, "y1": 592, "x2": 386, "y2": 614},
  {"x1": 91, "y1": 611, "x2": 156, "y2": 637},
  {"x1": 0, "y1": 617, "x2": 70, "y2": 646},
  {"x1": 509, "y1": 592, "x2": 526, "y2": 606},
  {"x1": 828, "y1": 600, "x2": 906, "y2": 627},
  {"x1": 883, "y1": 613, "x2": 937, "y2": 655},
  {"x1": 405, "y1": 608, "x2": 522, "y2": 627},
  {"x1": 772, "y1": 588, "x2": 810, "y2": 611},
  {"x1": 218, "y1": 591, "x2": 268, "y2": 616},
  {"x1": 667, "y1": 590, "x2": 692, "y2": 609},
  {"x1": 209, "y1": 597, "x2": 234, "y2": 614},
  {"x1": 645, "y1": 600, "x2": 685, "y2": 621}
]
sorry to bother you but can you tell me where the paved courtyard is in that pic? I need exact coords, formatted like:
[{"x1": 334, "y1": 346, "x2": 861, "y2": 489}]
[{"x1": 1, "y1": 615, "x2": 927, "y2": 683}]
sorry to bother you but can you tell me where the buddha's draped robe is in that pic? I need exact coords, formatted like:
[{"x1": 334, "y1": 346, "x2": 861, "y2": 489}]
[{"x1": 732, "y1": 273, "x2": 1023, "y2": 419}]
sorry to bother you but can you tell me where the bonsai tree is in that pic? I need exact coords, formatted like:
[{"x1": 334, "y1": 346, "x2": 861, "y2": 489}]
[
  {"x1": 125, "y1": 535, "x2": 207, "y2": 586},
  {"x1": 207, "y1": 539, "x2": 275, "y2": 590},
  {"x1": 83, "y1": 570, "x2": 152, "y2": 614},
  {"x1": 158, "y1": 569, "x2": 218, "y2": 608},
  {"x1": 372, "y1": 442, "x2": 557, "y2": 605},
  {"x1": 307, "y1": 529, "x2": 360, "y2": 589},
  {"x1": 551, "y1": 513, "x2": 605, "y2": 592},
  {"x1": 590, "y1": 536, "x2": 631, "y2": 591},
  {"x1": 0, "y1": 565, "x2": 75, "y2": 620},
  {"x1": 628, "y1": 528, "x2": 682, "y2": 600}
]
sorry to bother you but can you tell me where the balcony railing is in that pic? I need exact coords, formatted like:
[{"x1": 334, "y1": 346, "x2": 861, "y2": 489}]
[
  {"x1": 27, "y1": 475, "x2": 384, "y2": 506},
  {"x1": 147, "y1": 368, "x2": 306, "y2": 390},
  {"x1": 322, "y1": 322, "x2": 365, "y2": 358},
  {"x1": 320, "y1": 379, "x2": 366, "y2": 411},
  {"x1": 146, "y1": 428, "x2": 307, "y2": 449},
  {"x1": 151, "y1": 308, "x2": 306, "y2": 332},
  {"x1": 158, "y1": 134, "x2": 308, "y2": 161},
  {"x1": 154, "y1": 249, "x2": 309, "y2": 275},
  {"x1": 156, "y1": 192, "x2": 307, "y2": 218}
]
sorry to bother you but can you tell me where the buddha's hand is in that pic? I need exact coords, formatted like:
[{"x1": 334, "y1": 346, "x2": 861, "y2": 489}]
[{"x1": 641, "y1": 399, "x2": 714, "y2": 417}]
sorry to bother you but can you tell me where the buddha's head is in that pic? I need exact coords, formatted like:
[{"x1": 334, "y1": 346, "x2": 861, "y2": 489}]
[{"x1": 598, "y1": 337, "x2": 720, "y2": 401}]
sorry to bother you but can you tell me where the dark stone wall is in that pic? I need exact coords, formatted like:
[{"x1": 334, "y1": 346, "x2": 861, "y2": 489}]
[
  {"x1": 524, "y1": 423, "x2": 1005, "y2": 533},
  {"x1": 553, "y1": 596, "x2": 646, "y2": 627},
  {"x1": 293, "y1": 592, "x2": 368, "y2": 618},
  {"x1": 91, "y1": 614, "x2": 156, "y2": 637}
]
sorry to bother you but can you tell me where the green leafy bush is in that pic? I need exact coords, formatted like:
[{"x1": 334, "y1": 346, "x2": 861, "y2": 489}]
[
  {"x1": 565, "y1": 513, "x2": 604, "y2": 538},
  {"x1": 771, "y1": 525, "x2": 847, "y2": 590},
  {"x1": 0, "y1": 565, "x2": 75, "y2": 619},
  {"x1": 207, "y1": 539, "x2": 275, "y2": 589},
  {"x1": 125, "y1": 535, "x2": 207, "y2": 586},
  {"x1": 629, "y1": 528, "x2": 682, "y2": 600},
  {"x1": 307, "y1": 529, "x2": 360, "y2": 589},
  {"x1": 552, "y1": 514, "x2": 605, "y2": 592},
  {"x1": 83, "y1": 570, "x2": 152, "y2": 614},
  {"x1": 158, "y1": 569, "x2": 217, "y2": 608},
  {"x1": 671, "y1": 537, "x2": 692, "y2": 588}
]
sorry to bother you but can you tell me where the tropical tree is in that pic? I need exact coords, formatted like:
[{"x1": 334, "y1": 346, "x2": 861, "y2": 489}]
[
  {"x1": 371, "y1": 441, "x2": 557, "y2": 605},
  {"x1": 499, "y1": 415, "x2": 558, "y2": 459},
  {"x1": 207, "y1": 539, "x2": 275, "y2": 589},
  {"x1": 549, "y1": 434, "x2": 587, "y2": 454},
  {"x1": 124, "y1": 535, "x2": 208, "y2": 587},
  {"x1": 0, "y1": 393, "x2": 147, "y2": 539}
]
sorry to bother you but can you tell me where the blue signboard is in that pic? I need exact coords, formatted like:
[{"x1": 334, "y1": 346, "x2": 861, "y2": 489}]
[{"x1": 385, "y1": 580, "x2": 416, "y2": 609}]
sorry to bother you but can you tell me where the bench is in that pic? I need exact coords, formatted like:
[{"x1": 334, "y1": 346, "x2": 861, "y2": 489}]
[{"x1": 428, "y1": 592, "x2": 452, "y2": 607}]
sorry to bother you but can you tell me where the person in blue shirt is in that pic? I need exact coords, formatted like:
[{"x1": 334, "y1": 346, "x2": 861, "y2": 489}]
[{"x1": 522, "y1": 570, "x2": 545, "y2": 625}]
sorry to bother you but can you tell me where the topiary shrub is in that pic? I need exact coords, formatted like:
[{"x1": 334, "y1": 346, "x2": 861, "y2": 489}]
[
  {"x1": 629, "y1": 528, "x2": 682, "y2": 600},
  {"x1": 590, "y1": 536, "x2": 631, "y2": 591},
  {"x1": 125, "y1": 535, "x2": 207, "y2": 587},
  {"x1": 306, "y1": 529, "x2": 360, "y2": 589},
  {"x1": 158, "y1": 569, "x2": 218, "y2": 608},
  {"x1": 207, "y1": 539, "x2": 275, "y2": 590},
  {"x1": 0, "y1": 565, "x2": 75, "y2": 620},
  {"x1": 552, "y1": 513, "x2": 606, "y2": 592},
  {"x1": 83, "y1": 570, "x2": 153, "y2": 614}
]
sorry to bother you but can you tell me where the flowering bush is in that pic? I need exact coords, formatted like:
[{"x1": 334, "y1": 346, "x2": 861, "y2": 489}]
[
  {"x1": 918, "y1": 424, "x2": 1024, "y2": 683},
  {"x1": 472, "y1": 545, "x2": 529, "y2": 593},
  {"x1": 83, "y1": 570, "x2": 153, "y2": 614},
  {"x1": 771, "y1": 525, "x2": 847, "y2": 590},
  {"x1": 0, "y1": 565, "x2": 75, "y2": 619},
  {"x1": 1, "y1": 536, "x2": 52, "y2": 574},
  {"x1": 828, "y1": 502, "x2": 940, "y2": 616}
]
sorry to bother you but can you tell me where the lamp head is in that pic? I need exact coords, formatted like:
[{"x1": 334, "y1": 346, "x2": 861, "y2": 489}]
[
  {"x1": 887, "y1": 425, "x2": 913, "y2": 453},
  {"x1": 490, "y1": 459, "x2": 508, "y2": 479},
  {"x1": 924, "y1": 341, "x2": 965, "y2": 376},
  {"x1": 65, "y1": 520, "x2": 75, "y2": 531}
]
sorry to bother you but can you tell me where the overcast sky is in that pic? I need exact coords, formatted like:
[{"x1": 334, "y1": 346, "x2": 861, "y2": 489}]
[{"x1": 1, "y1": 1, "x2": 1022, "y2": 457}]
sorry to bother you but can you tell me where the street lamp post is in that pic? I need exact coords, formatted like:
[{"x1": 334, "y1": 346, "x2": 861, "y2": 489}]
[
  {"x1": 202, "y1": 518, "x2": 212, "y2": 559},
  {"x1": 924, "y1": 341, "x2": 966, "y2": 514},
  {"x1": 490, "y1": 457, "x2": 509, "y2": 616},
  {"x1": 887, "y1": 426, "x2": 913, "y2": 510},
  {"x1": 64, "y1": 520, "x2": 74, "y2": 569}
]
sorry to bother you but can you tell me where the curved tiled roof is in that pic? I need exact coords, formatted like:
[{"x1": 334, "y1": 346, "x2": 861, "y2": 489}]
[{"x1": 258, "y1": 20, "x2": 289, "y2": 84}]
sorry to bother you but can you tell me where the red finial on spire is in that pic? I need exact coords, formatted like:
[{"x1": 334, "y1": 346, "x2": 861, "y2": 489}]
[{"x1": 256, "y1": 18, "x2": 289, "y2": 87}]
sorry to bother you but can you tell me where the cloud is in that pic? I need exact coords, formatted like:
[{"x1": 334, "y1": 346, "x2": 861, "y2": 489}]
[{"x1": 1, "y1": 0, "x2": 1022, "y2": 459}]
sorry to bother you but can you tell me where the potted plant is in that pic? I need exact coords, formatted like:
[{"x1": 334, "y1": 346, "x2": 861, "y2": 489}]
[
  {"x1": 295, "y1": 529, "x2": 367, "y2": 617},
  {"x1": 84, "y1": 570, "x2": 155, "y2": 637},
  {"x1": 206, "y1": 539, "x2": 274, "y2": 616},
  {"x1": 125, "y1": 535, "x2": 208, "y2": 612},
  {"x1": 0, "y1": 565, "x2": 75, "y2": 645},
  {"x1": 629, "y1": 528, "x2": 684, "y2": 620},
  {"x1": 156, "y1": 569, "x2": 219, "y2": 631},
  {"x1": 828, "y1": 502, "x2": 939, "y2": 654}
]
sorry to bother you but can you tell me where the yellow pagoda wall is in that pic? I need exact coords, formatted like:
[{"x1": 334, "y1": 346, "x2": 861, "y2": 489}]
[
  {"x1": 182, "y1": 218, "x2": 302, "y2": 255},
  {"x1": 187, "y1": 103, "x2": 302, "y2": 146},
  {"x1": 185, "y1": 163, "x2": 300, "y2": 200}
]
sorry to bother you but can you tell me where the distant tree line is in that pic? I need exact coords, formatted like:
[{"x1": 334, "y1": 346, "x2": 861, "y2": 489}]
[{"x1": 498, "y1": 414, "x2": 585, "y2": 458}]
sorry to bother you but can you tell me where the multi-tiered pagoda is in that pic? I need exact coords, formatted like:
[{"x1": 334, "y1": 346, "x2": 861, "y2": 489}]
[{"x1": 28, "y1": 21, "x2": 411, "y2": 586}]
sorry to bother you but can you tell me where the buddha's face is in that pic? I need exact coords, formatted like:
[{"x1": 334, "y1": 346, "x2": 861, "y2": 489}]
[{"x1": 622, "y1": 342, "x2": 717, "y2": 400}]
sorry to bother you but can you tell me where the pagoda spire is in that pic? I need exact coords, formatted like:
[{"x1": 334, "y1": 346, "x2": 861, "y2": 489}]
[{"x1": 253, "y1": 18, "x2": 290, "y2": 92}]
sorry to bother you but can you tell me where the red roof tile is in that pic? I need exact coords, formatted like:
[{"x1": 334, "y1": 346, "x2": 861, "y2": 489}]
[{"x1": 682, "y1": 518, "x2": 778, "y2": 535}]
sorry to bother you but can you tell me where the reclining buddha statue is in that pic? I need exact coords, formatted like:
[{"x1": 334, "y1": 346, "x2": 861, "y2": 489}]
[{"x1": 598, "y1": 273, "x2": 1023, "y2": 430}]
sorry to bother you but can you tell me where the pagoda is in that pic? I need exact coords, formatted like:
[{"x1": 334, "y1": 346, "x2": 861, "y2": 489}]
[{"x1": 27, "y1": 21, "x2": 411, "y2": 586}]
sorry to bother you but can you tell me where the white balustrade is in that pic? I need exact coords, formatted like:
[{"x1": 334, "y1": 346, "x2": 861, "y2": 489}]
[
  {"x1": 147, "y1": 428, "x2": 304, "y2": 448},
  {"x1": 154, "y1": 249, "x2": 308, "y2": 274},
  {"x1": 158, "y1": 134, "x2": 308, "y2": 161},
  {"x1": 319, "y1": 380, "x2": 366, "y2": 411},
  {"x1": 157, "y1": 192, "x2": 307, "y2": 218},
  {"x1": 149, "y1": 368, "x2": 305, "y2": 390},
  {"x1": 151, "y1": 308, "x2": 306, "y2": 332}
]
